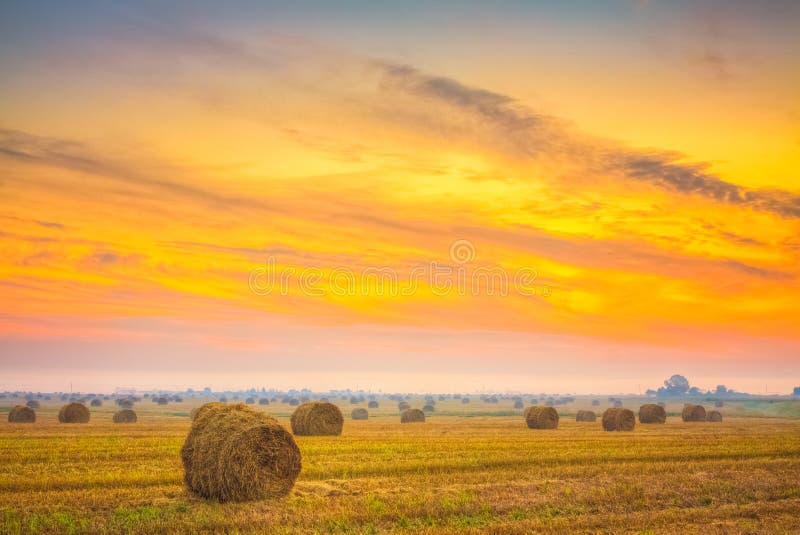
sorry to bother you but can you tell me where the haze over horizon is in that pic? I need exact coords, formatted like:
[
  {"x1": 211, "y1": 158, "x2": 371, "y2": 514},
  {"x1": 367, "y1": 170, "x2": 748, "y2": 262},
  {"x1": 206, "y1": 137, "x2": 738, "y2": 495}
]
[{"x1": 1, "y1": 1, "x2": 799, "y2": 394}]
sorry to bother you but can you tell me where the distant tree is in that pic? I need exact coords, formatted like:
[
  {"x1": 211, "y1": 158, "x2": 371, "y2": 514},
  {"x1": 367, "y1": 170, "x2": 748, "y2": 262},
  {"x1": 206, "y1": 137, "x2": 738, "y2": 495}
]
[
  {"x1": 716, "y1": 385, "x2": 728, "y2": 395},
  {"x1": 645, "y1": 389, "x2": 657, "y2": 396},
  {"x1": 793, "y1": 386, "x2": 800, "y2": 396},
  {"x1": 662, "y1": 374, "x2": 690, "y2": 396},
  {"x1": 689, "y1": 386, "x2": 701, "y2": 395}
]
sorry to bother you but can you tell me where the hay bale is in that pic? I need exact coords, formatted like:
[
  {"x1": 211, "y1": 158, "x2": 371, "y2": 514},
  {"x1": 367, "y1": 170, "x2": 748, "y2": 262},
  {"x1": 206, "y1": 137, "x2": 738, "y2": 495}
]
[
  {"x1": 90, "y1": 399, "x2": 102, "y2": 407},
  {"x1": 118, "y1": 399, "x2": 134, "y2": 409},
  {"x1": 290, "y1": 402, "x2": 343, "y2": 436},
  {"x1": 591, "y1": 399, "x2": 600, "y2": 406},
  {"x1": 8, "y1": 405, "x2": 36, "y2": 423},
  {"x1": 219, "y1": 397, "x2": 228, "y2": 403},
  {"x1": 368, "y1": 400, "x2": 379, "y2": 409},
  {"x1": 155, "y1": 397, "x2": 168, "y2": 405},
  {"x1": 400, "y1": 408, "x2": 425, "y2": 423},
  {"x1": 181, "y1": 403, "x2": 301, "y2": 502},
  {"x1": 525, "y1": 406, "x2": 559, "y2": 429},
  {"x1": 602, "y1": 408, "x2": 635, "y2": 431},
  {"x1": 422, "y1": 404, "x2": 435, "y2": 413},
  {"x1": 245, "y1": 397, "x2": 255, "y2": 405},
  {"x1": 288, "y1": 398, "x2": 300, "y2": 407},
  {"x1": 576, "y1": 409, "x2": 596, "y2": 422},
  {"x1": 259, "y1": 398, "x2": 270, "y2": 405},
  {"x1": 461, "y1": 397, "x2": 470, "y2": 404},
  {"x1": 707, "y1": 410, "x2": 723, "y2": 422},
  {"x1": 513, "y1": 400, "x2": 524, "y2": 409},
  {"x1": 681, "y1": 404, "x2": 706, "y2": 422},
  {"x1": 26, "y1": 400, "x2": 40, "y2": 409},
  {"x1": 58, "y1": 402, "x2": 90, "y2": 423},
  {"x1": 638, "y1": 404, "x2": 666, "y2": 424},
  {"x1": 612, "y1": 399, "x2": 623, "y2": 408},
  {"x1": 113, "y1": 409, "x2": 137, "y2": 423},
  {"x1": 398, "y1": 401, "x2": 410, "y2": 412},
  {"x1": 714, "y1": 400, "x2": 724, "y2": 408},
  {"x1": 351, "y1": 408, "x2": 368, "y2": 420}
]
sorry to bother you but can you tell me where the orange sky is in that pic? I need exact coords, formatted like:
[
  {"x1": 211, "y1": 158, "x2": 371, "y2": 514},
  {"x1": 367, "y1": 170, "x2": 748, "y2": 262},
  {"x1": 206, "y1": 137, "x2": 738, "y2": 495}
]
[{"x1": 1, "y1": 2, "x2": 799, "y2": 393}]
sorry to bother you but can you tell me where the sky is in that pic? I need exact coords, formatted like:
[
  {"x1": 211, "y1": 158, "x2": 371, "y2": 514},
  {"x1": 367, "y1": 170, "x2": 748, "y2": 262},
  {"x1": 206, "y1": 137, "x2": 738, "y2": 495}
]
[{"x1": 1, "y1": 1, "x2": 799, "y2": 394}]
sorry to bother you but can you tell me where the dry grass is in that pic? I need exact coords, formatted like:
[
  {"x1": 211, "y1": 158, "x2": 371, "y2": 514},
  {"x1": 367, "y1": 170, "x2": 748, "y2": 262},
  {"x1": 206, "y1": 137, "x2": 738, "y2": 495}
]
[{"x1": 1, "y1": 399, "x2": 799, "y2": 533}]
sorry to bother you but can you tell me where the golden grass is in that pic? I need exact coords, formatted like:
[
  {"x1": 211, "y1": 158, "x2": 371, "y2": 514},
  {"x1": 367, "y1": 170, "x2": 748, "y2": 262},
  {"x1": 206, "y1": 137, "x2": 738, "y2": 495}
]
[{"x1": 1, "y1": 399, "x2": 799, "y2": 533}]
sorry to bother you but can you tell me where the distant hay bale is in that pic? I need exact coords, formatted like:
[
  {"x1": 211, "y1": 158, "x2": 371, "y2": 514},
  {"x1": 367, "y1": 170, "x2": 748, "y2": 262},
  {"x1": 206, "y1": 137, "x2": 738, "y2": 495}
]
[
  {"x1": 259, "y1": 398, "x2": 270, "y2": 405},
  {"x1": 714, "y1": 400, "x2": 724, "y2": 408},
  {"x1": 602, "y1": 408, "x2": 635, "y2": 431},
  {"x1": 113, "y1": 409, "x2": 137, "y2": 423},
  {"x1": 290, "y1": 402, "x2": 343, "y2": 436},
  {"x1": 461, "y1": 398, "x2": 470, "y2": 404},
  {"x1": 351, "y1": 408, "x2": 368, "y2": 420},
  {"x1": 349, "y1": 396, "x2": 360, "y2": 404},
  {"x1": 525, "y1": 406, "x2": 559, "y2": 429},
  {"x1": 613, "y1": 399, "x2": 623, "y2": 408},
  {"x1": 638, "y1": 404, "x2": 666, "y2": 424},
  {"x1": 156, "y1": 397, "x2": 169, "y2": 405},
  {"x1": 513, "y1": 400, "x2": 524, "y2": 409},
  {"x1": 707, "y1": 410, "x2": 723, "y2": 422},
  {"x1": 245, "y1": 398, "x2": 255, "y2": 405},
  {"x1": 26, "y1": 400, "x2": 40, "y2": 409},
  {"x1": 8, "y1": 405, "x2": 36, "y2": 423},
  {"x1": 681, "y1": 404, "x2": 706, "y2": 422},
  {"x1": 90, "y1": 399, "x2": 102, "y2": 407},
  {"x1": 181, "y1": 403, "x2": 301, "y2": 502},
  {"x1": 422, "y1": 404, "x2": 435, "y2": 413},
  {"x1": 398, "y1": 401, "x2": 410, "y2": 412},
  {"x1": 219, "y1": 397, "x2": 228, "y2": 403},
  {"x1": 288, "y1": 398, "x2": 300, "y2": 407},
  {"x1": 118, "y1": 399, "x2": 134, "y2": 409},
  {"x1": 368, "y1": 400, "x2": 379, "y2": 409},
  {"x1": 575, "y1": 410, "x2": 596, "y2": 422},
  {"x1": 400, "y1": 408, "x2": 425, "y2": 423},
  {"x1": 58, "y1": 402, "x2": 90, "y2": 423},
  {"x1": 591, "y1": 399, "x2": 600, "y2": 406}
]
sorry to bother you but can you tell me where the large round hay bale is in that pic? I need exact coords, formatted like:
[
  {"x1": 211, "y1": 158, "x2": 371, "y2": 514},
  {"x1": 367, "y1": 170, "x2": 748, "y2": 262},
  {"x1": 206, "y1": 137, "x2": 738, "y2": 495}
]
[
  {"x1": 576, "y1": 409, "x2": 596, "y2": 422},
  {"x1": 58, "y1": 402, "x2": 90, "y2": 423},
  {"x1": 398, "y1": 401, "x2": 410, "y2": 412},
  {"x1": 26, "y1": 400, "x2": 40, "y2": 409},
  {"x1": 90, "y1": 399, "x2": 102, "y2": 407},
  {"x1": 707, "y1": 410, "x2": 723, "y2": 422},
  {"x1": 290, "y1": 402, "x2": 343, "y2": 436},
  {"x1": 113, "y1": 409, "x2": 137, "y2": 423},
  {"x1": 525, "y1": 406, "x2": 559, "y2": 429},
  {"x1": 681, "y1": 404, "x2": 706, "y2": 422},
  {"x1": 602, "y1": 408, "x2": 635, "y2": 431},
  {"x1": 368, "y1": 400, "x2": 379, "y2": 409},
  {"x1": 422, "y1": 404, "x2": 435, "y2": 413},
  {"x1": 351, "y1": 408, "x2": 368, "y2": 420},
  {"x1": 513, "y1": 400, "x2": 524, "y2": 409},
  {"x1": 259, "y1": 398, "x2": 270, "y2": 405},
  {"x1": 181, "y1": 403, "x2": 301, "y2": 502},
  {"x1": 8, "y1": 405, "x2": 36, "y2": 423},
  {"x1": 638, "y1": 404, "x2": 666, "y2": 424},
  {"x1": 400, "y1": 408, "x2": 425, "y2": 423}
]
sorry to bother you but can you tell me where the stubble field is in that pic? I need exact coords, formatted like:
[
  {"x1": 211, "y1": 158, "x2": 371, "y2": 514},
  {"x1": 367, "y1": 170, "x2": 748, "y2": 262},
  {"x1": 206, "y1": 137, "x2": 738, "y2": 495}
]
[{"x1": 2, "y1": 398, "x2": 800, "y2": 534}]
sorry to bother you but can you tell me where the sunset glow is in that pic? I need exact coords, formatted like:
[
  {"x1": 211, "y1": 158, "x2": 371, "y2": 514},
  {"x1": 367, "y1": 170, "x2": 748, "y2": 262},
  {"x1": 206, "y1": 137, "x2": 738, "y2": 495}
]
[{"x1": 1, "y1": 1, "x2": 799, "y2": 393}]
